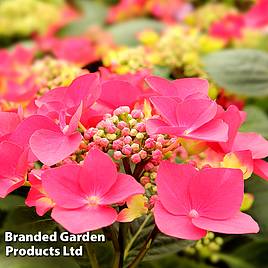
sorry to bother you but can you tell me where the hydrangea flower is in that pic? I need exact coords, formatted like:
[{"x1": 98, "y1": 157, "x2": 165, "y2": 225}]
[
  {"x1": 41, "y1": 149, "x2": 144, "y2": 233},
  {"x1": 154, "y1": 161, "x2": 259, "y2": 240}
]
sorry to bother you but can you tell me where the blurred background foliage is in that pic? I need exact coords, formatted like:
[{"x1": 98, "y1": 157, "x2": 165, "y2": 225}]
[{"x1": 0, "y1": 0, "x2": 268, "y2": 267}]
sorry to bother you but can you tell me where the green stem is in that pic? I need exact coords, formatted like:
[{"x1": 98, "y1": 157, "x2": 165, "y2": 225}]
[
  {"x1": 104, "y1": 226, "x2": 121, "y2": 268},
  {"x1": 124, "y1": 214, "x2": 152, "y2": 260},
  {"x1": 118, "y1": 222, "x2": 129, "y2": 267},
  {"x1": 127, "y1": 226, "x2": 158, "y2": 268},
  {"x1": 85, "y1": 242, "x2": 99, "y2": 268}
]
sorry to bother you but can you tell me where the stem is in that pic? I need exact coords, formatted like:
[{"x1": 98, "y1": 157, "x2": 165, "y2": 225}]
[
  {"x1": 124, "y1": 214, "x2": 152, "y2": 260},
  {"x1": 163, "y1": 138, "x2": 180, "y2": 153},
  {"x1": 85, "y1": 242, "x2": 99, "y2": 268},
  {"x1": 127, "y1": 226, "x2": 158, "y2": 268},
  {"x1": 122, "y1": 158, "x2": 132, "y2": 175},
  {"x1": 118, "y1": 223, "x2": 129, "y2": 267},
  {"x1": 78, "y1": 121, "x2": 87, "y2": 133},
  {"x1": 103, "y1": 227, "x2": 120, "y2": 268}
]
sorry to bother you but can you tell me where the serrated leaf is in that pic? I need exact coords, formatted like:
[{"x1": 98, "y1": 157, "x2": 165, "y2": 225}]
[
  {"x1": 203, "y1": 49, "x2": 268, "y2": 97},
  {"x1": 240, "y1": 106, "x2": 268, "y2": 138},
  {"x1": 107, "y1": 19, "x2": 164, "y2": 46}
]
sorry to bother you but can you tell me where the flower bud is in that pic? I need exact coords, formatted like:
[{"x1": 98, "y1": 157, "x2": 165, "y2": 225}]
[
  {"x1": 122, "y1": 144, "x2": 132, "y2": 156},
  {"x1": 131, "y1": 153, "x2": 141, "y2": 164},
  {"x1": 114, "y1": 151, "x2": 123, "y2": 160}
]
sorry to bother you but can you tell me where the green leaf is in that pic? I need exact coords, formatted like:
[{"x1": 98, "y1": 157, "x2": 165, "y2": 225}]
[
  {"x1": 140, "y1": 255, "x2": 215, "y2": 268},
  {"x1": 240, "y1": 106, "x2": 268, "y2": 138},
  {"x1": 246, "y1": 175, "x2": 268, "y2": 238},
  {"x1": 58, "y1": 0, "x2": 108, "y2": 36},
  {"x1": 0, "y1": 195, "x2": 25, "y2": 211},
  {"x1": 232, "y1": 240, "x2": 268, "y2": 267},
  {"x1": 125, "y1": 216, "x2": 193, "y2": 265},
  {"x1": 203, "y1": 49, "x2": 268, "y2": 97},
  {"x1": 107, "y1": 19, "x2": 164, "y2": 46},
  {"x1": 2, "y1": 207, "x2": 56, "y2": 234}
]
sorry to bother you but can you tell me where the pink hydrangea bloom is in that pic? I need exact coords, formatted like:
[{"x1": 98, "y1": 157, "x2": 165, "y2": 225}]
[
  {"x1": 146, "y1": 96, "x2": 228, "y2": 142},
  {"x1": 209, "y1": 14, "x2": 245, "y2": 42},
  {"x1": 0, "y1": 141, "x2": 28, "y2": 198},
  {"x1": 41, "y1": 149, "x2": 144, "y2": 233},
  {"x1": 154, "y1": 161, "x2": 259, "y2": 240}
]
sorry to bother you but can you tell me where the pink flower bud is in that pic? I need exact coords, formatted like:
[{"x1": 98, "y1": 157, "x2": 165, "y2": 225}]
[
  {"x1": 139, "y1": 150, "x2": 148, "y2": 159},
  {"x1": 123, "y1": 136, "x2": 132, "y2": 144},
  {"x1": 104, "y1": 123, "x2": 117, "y2": 134},
  {"x1": 131, "y1": 109, "x2": 144, "y2": 119},
  {"x1": 114, "y1": 106, "x2": 130, "y2": 115},
  {"x1": 121, "y1": 127, "x2": 130, "y2": 136},
  {"x1": 84, "y1": 128, "x2": 98, "y2": 140},
  {"x1": 117, "y1": 121, "x2": 128, "y2": 130},
  {"x1": 99, "y1": 138, "x2": 109, "y2": 148},
  {"x1": 140, "y1": 176, "x2": 150, "y2": 186},
  {"x1": 144, "y1": 162, "x2": 155, "y2": 171},
  {"x1": 136, "y1": 122, "x2": 146, "y2": 132},
  {"x1": 122, "y1": 144, "x2": 132, "y2": 156},
  {"x1": 113, "y1": 151, "x2": 123, "y2": 160},
  {"x1": 145, "y1": 138, "x2": 155, "y2": 149},
  {"x1": 131, "y1": 143, "x2": 140, "y2": 152},
  {"x1": 112, "y1": 139, "x2": 124, "y2": 150},
  {"x1": 131, "y1": 153, "x2": 141, "y2": 164}
]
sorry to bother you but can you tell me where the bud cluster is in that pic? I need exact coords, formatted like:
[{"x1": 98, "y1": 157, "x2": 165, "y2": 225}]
[
  {"x1": 32, "y1": 56, "x2": 87, "y2": 95},
  {"x1": 184, "y1": 232, "x2": 224, "y2": 264},
  {"x1": 85, "y1": 106, "x2": 176, "y2": 194}
]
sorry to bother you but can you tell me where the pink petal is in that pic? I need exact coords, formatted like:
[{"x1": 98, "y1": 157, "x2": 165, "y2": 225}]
[
  {"x1": 233, "y1": 132, "x2": 268, "y2": 159},
  {"x1": 154, "y1": 200, "x2": 207, "y2": 240},
  {"x1": 30, "y1": 130, "x2": 82, "y2": 166},
  {"x1": 79, "y1": 149, "x2": 117, "y2": 196},
  {"x1": 146, "y1": 119, "x2": 184, "y2": 136},
  {"x1": 51, "y1": 205, "x2": 117, "y2": 233},
  {"x1": 186, "y1": 119, "x2": 228, "y2": 142},
  {"x1": 192, "y1": 212, "x2": 259, "y2": 234},
  {"x1": 99, "y1": 80, "x2": 141, "y2": 108},
  {"x1": 149, "y1": 96, "x2": 180, "y2": 125},
  {"x1": 176, "y1": 99, "x2": 217, "y2": 132},
  {"x1": 189, "y1": 168, "x2": 244, "y2": 220},
  {"x1": 101, "y1": 173, "x2": 144, "y2": 204},
  {"x1": 67, "y1": 73, "x2": 101, "y2": 108},
  {"x1": 0, "y1": 112, "x2": 20, "y2": 138},
  {"x1": 172, "y1": 78, "x2": 209, "y2": 99},
  {"x1": 42, "y1": 164, "x2": 86, "y2": 209},
  {"x1": 156, "y1": 161, "x2": 197, "y2": 215},
  {"x1": 0, "y1": 178, "x2": 25, "y2": 198},
  {"x1": 254, "y1": 159, "x2": 268, "y2": 181},
  {"x1": 64, "y1": 102, "x2": 83, "y2": 135},
  {"x1": 219, "y1": 105, "x2": 244, "y2": 152},
  {"x1": 145, "y1": 76, "x2": 178, "y2": 96},
  {"x1": 9, "y1": 115, "x2": 59, "y2": 149}
]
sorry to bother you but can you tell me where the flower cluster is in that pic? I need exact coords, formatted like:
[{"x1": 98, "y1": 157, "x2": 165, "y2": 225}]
[{"x1": 1, "y1": 1, "x2": 268, "y2": 266}]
